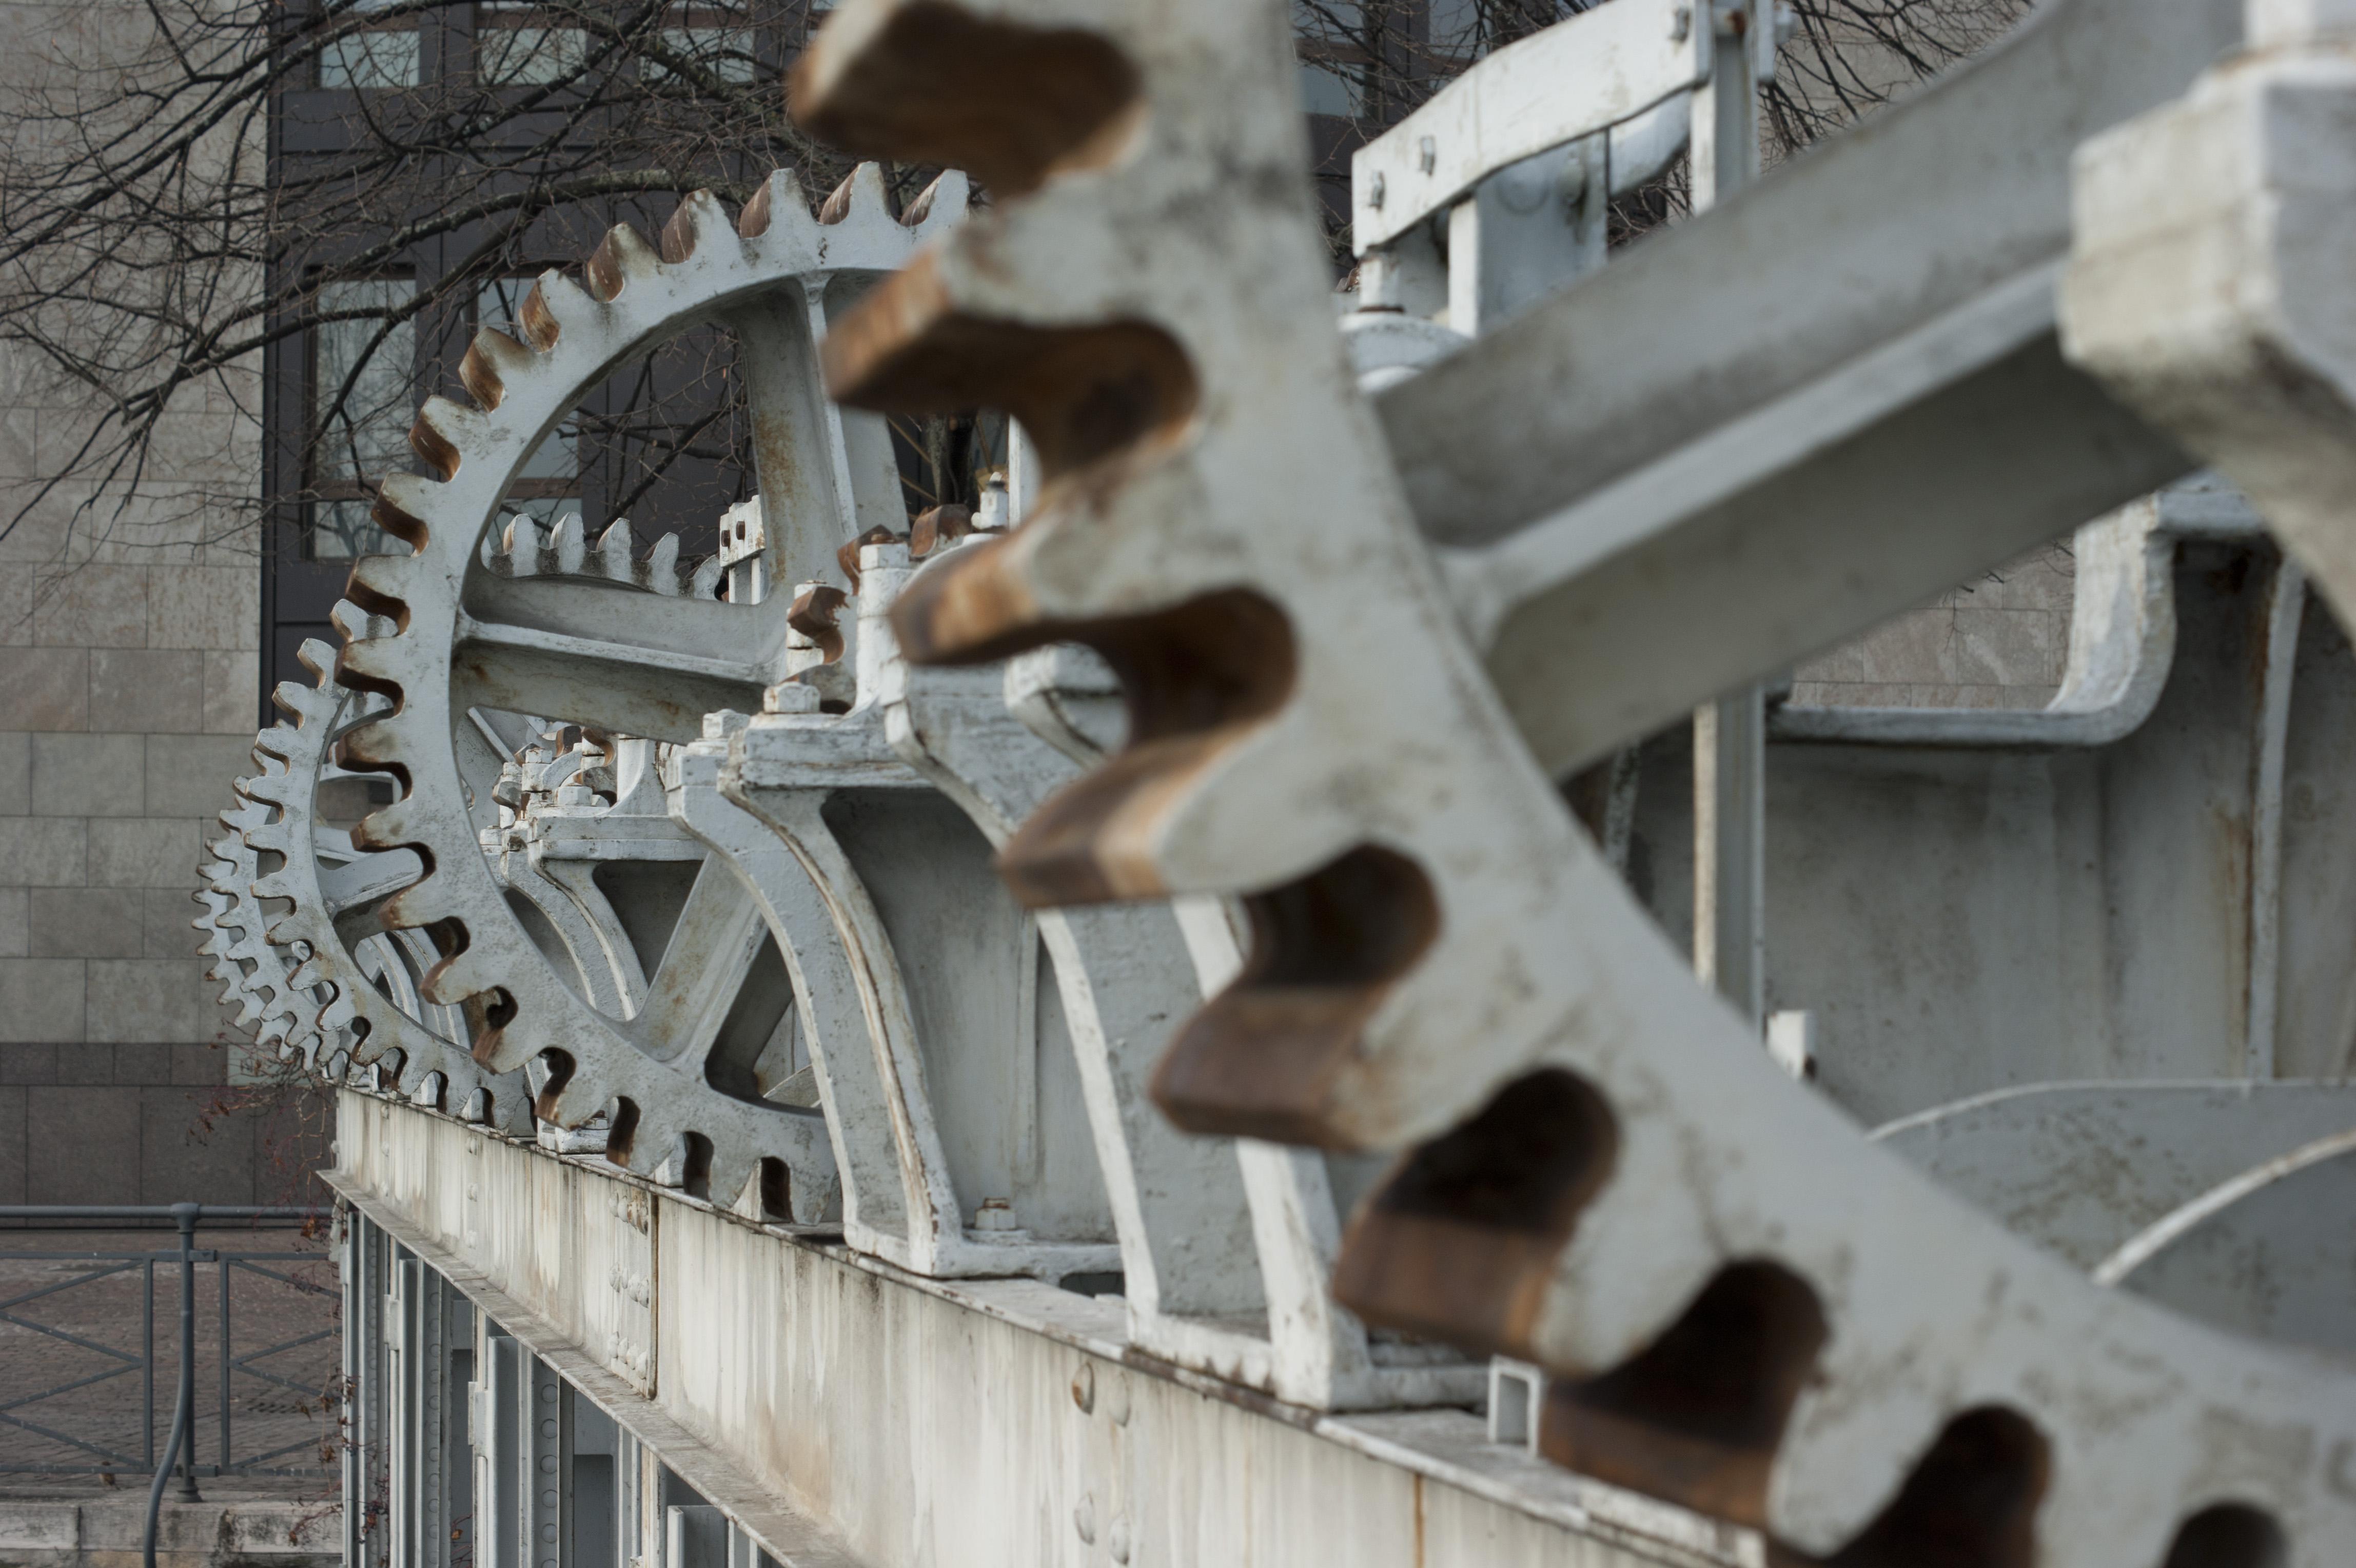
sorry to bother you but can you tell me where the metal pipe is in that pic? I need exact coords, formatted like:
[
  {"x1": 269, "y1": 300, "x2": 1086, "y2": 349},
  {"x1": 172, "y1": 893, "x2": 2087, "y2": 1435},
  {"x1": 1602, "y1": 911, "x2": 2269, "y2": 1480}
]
[
  {"x1": 144, "y1": 1204, "x2": 201, "y2": 1568},
  {"x1": 0, "y1": 1206, "x2": 315, "y2": 1220}
]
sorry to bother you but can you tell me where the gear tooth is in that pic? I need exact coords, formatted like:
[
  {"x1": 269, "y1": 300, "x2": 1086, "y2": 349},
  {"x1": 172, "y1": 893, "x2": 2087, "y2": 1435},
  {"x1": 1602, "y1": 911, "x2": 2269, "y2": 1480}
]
[
  {"x1": 372, "y1": 474, "x2": 439, "y2": 552},
  {"x1": 335, "y1": 634, "x2": 407, "y2": 692},
  {"x1": 345, "y1": 552, "x2": 416, "y2": 611},
  {"x1": 250, "y1": 721, "x2": 298, "y2": 767},
  {"x1": 376, "y1": 472, "x2": 440, "y2": 519},
  {"x1": 818, "y1": 162, "x2": 893, "y2": 229},
  {"x1": 617, "y1": 1106, "x2": 684, "y2": 1181},
  {"x1": 417, "y1": 943, "x2": 496, "y2": 1007},
  {"x1": 338, "y1": 711, "x2": 408, "y2": 769},
  {"x1": 550, "y1": 513, "x2": 586, "y2": 574},
  {"x1": 659, "y1": 189, "x2": 737, "y2": 265},
  {"x1": 409, "y1": 396, "x2": 475, "y2": 481},
  {"x1": 356, "y1": 796, "x2": 423, "y2": 851},
  {"x1": 300, "y1": 637, "x2": 343, "y2": 683},
  {"x1": 519, "y1": 269, "x2": 590, "y2": 351},
  {"x1": 267, "y1": 681, "x2": 311, "y2": 729},
  {"x1": 460, "y1": 326, "x2": 531, "y2": 411},
  {"x1": 902, "y1": 169, "x2": 969, "y2": 233},
  {"x1": 551, "y1": 1073, "x2": 616, "y2": 1130},
  {"x1": 645, "y1": 533, "x2": 682, "y2": 594},
  {"x1": 292, "y1": 681, "x2": 341, "y2": 724},
  {"x1": 689, "y1": 555, "x2": 724, "y2": 600},
  {"x1": 502, "y1": 515, "x2": 545, "y2": 575},
  {"x1": 586, "y1": 222, "x2": 661, "y2": 304},
  {"x1": 704, "y1": 1143, "x2": 758, "y2": 1213},
  {"x1": 738, "y1": 169, "x2": 817, "y2": 247},
  {"x1": 595, "y1": 519, "x2": 634, "y2": 580}
]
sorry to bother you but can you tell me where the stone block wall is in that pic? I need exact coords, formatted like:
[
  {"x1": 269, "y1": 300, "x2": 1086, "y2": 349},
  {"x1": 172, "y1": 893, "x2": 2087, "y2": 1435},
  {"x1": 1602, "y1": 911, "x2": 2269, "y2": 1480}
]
[
  {"x1": 1790, "y1": 543, "x2": 2077, "y2": 709},
  {"x1": 0, "y1": 0, "x2": 314, "y2": 1208},
  {"x1": 0, "y1": 547, "x2": 311, "y2": 1204}
]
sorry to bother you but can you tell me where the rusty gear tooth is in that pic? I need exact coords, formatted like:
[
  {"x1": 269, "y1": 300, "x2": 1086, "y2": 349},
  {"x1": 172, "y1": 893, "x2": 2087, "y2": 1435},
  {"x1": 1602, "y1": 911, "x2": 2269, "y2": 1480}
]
[
  {"x1": 460, "y1": 327, "x2": 529, "y2": 410},
  {"x1": 660, "y1": 197, "x2": 700, "y2": 263},
  {"x1": 899, "y1": 169, "x2": 969, "y2": 231},
  {"x1": 909, "y1": 502, "x2": 972, "y2": 557},
  {"x1": 786, "y1": 583, "x2": 850, "y2": 662},
  {"x1": 835, "y1": 523, "x2": 902, "y2": 592},
  {"x1": 737, "y1": 173, "x2": 779, "y2": 239},
  {"x1": 585, "y1": 222, "x2": 659, "y2": 303},
  {"x1": 1150, "y1": 845, "x2": 1439, "y2": 1141},
  {"x1": 816, "y1": 165, "x2": 861, "y2": 225},
  {"x1": 517, "y1": 270, "x2": 579, "y2": 350},
  {"x1": 886, "y1": 532, "x2": 1041, "y2": 665},
  {"x1": 407, "y1": 396, "x2": 470, "y2": 480},
  {"x1": 791, "y1": 0, "x2": 1142, "y2": 199},
  {"x1": 1533, "y1": 1263, "x2": 1828, "y2": 1528},
  {"x1": 661, "y1": 189, "x2": 737, "y2": 264}
]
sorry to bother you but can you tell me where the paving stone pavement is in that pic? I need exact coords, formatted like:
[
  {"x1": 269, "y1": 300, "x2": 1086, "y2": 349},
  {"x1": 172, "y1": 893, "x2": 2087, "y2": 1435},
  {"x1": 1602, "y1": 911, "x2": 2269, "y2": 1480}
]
[{"x1": 0, "y1": 1227, "x2": 341, "y2": 1505}]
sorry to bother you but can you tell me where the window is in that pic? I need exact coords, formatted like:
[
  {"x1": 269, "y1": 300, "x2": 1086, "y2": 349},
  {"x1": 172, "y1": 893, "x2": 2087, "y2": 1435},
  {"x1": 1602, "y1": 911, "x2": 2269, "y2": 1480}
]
[
  {"x1": 1426, "y1": 0, "x2": 1484, "y2": 64},
  {"x1": 645, "y1": 6, "x2": 762, "y2": 84},
  {"x1": 1294, "y1": 0, "x2": 1367, "y2": 120},
  {"x1": 477, "y1": 3, "x2": 591, "y2": 86},
  {"x1": 478, "y1": 278, "x2": 582, "y2": 528},
  {"x1": 307, "y1": 277, "x2": 418, "y2": 560},
  {"x1": 316, "y1": 0, "x2": 422, "y2": 89}
]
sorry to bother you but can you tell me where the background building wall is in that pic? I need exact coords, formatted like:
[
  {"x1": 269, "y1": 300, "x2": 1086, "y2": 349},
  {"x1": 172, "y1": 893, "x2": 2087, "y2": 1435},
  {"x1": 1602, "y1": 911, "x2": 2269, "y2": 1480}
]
[
  {"x1": 1792, "y1": 543, "x2": 2077, "y2": 710},
  {"x1": 0, "y1": 0, "x2": 323, "y2": 1208}
]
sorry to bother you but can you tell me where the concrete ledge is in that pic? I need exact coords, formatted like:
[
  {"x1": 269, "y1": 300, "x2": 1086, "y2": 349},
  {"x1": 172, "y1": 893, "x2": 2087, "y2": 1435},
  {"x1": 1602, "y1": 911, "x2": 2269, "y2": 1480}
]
[{"x1": 0, "y1": 1495, "x2": 340, "y2": 1568}]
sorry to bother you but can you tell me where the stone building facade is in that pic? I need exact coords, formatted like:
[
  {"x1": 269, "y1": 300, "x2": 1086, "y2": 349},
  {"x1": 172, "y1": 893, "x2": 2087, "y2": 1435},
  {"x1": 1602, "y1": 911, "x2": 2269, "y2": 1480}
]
[{"x1": 0, "y1": 0, "x2": 312, "y2": 1207}]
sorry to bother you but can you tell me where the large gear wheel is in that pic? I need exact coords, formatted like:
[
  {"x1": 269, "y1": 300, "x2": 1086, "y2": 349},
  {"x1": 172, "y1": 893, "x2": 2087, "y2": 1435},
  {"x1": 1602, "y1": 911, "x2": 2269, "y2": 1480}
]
[
  {"x1": 796, "y1": 3, "x2": 2356, "y2": 1564},
  {"x1": 239, "y1": 607, "x2": 531, "y2": 1133},
  {"x1": 332, "y1": 164, "x2": 955, "y2": 1212}
]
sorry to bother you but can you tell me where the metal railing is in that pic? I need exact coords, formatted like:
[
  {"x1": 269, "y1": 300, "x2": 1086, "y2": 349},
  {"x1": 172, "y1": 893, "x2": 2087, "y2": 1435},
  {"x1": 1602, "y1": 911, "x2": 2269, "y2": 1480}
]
[{"x1": 0, "y1": 1204, "x2": 339, "y2": 1488}]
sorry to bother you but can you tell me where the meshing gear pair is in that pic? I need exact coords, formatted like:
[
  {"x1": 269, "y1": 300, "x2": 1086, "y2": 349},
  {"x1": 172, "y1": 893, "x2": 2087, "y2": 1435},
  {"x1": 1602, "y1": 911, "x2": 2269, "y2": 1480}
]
[
  {"x1": 789, "y1": 1, "x2": 2356, "y2": 1564},
  {"x1": 234, "y1": 606, "x2": 526, "y2": 1129},
  {"x1": 325, "y1": 164, "x2": 960, "y2": 1212}
]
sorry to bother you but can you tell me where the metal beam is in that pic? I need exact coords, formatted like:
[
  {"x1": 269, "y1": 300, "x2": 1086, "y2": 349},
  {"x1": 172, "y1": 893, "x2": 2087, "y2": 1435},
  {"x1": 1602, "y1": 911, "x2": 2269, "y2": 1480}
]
[{"x1": 1368, "y1": 0, "x2": 2236, "y2": 774}]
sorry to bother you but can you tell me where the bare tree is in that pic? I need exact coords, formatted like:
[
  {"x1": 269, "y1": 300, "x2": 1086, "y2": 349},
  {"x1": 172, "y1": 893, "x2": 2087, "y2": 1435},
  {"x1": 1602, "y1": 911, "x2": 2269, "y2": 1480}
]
[{"x1": 0, "y1": 0, "x2": 2028, "y2": 591}]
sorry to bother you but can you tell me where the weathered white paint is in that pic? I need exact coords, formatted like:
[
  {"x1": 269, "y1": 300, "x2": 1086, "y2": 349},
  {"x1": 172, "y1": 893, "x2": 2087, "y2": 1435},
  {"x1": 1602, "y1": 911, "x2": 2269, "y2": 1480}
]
[{"x1": 332, "y1": 1093, "x2": 1757, "y2": 1568}]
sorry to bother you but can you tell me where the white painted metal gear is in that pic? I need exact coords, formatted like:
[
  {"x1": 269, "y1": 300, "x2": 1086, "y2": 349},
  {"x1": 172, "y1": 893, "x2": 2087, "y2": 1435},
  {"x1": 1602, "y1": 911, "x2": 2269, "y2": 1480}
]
[
  {"x1": 199, "y1": 791, "x2": 332, "y2": 1070},
  {"x1": 796, "y1": 1, "x2": 2356, "y2": 1563},
  {"x1": 239, "y1": 606, "x2": 532, "y2": 1132},
  {"x1": 329, "y1": 163, "x2": 955, "y2": 1212}
]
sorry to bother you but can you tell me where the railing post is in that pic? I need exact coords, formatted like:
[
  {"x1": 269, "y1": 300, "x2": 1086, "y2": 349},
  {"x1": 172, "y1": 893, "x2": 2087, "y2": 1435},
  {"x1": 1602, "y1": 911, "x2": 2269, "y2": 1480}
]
[
  {"x1": 174, "y1": 1203, "x2": 203, "y2": 1503},
  {"x1": 142, "y1": 1256, "x2": 155, "y2": 1472},
  {"x1": 218, "y1": 1248, "x2": 232, "y2": 1477}
]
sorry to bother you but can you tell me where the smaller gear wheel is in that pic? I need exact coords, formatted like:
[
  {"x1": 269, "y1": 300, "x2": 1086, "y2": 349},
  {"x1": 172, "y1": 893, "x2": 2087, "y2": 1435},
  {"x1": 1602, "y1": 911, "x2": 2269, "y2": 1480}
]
[
  {"x1": 241, "y1": 606, "x2": 530, "y2": 1130},
  {"x1": 198, "y1": 792, "x2": 331, "y2": 1071}
]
